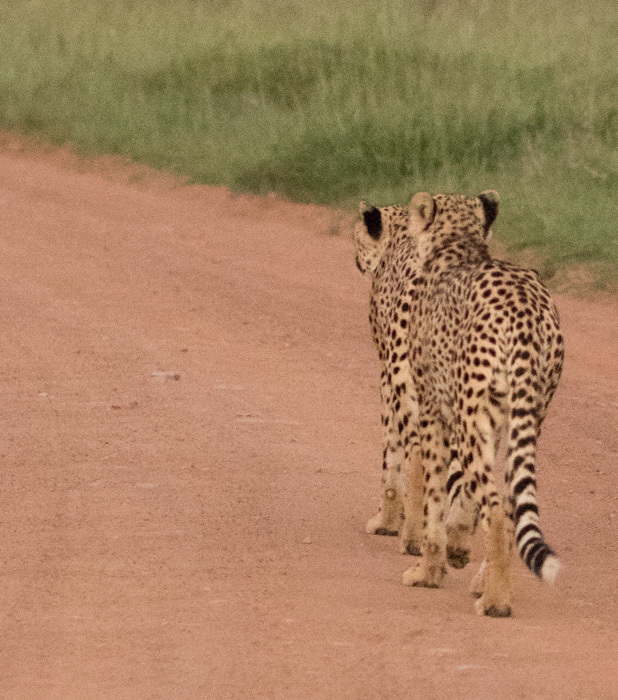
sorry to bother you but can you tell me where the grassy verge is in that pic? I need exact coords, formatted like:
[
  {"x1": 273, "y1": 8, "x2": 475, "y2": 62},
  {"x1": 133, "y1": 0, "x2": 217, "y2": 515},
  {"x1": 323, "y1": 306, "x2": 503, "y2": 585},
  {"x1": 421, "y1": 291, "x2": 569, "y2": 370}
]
[{"x1": 0, "y1": 0, "x2": 616, "y2": 281}]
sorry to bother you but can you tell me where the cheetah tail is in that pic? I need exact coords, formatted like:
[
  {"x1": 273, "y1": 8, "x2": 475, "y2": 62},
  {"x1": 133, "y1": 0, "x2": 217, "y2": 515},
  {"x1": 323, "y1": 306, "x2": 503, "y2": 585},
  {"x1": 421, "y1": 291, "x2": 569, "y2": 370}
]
[{"x1": 507, "y1": 390, "x2": 560, "y2": 584}]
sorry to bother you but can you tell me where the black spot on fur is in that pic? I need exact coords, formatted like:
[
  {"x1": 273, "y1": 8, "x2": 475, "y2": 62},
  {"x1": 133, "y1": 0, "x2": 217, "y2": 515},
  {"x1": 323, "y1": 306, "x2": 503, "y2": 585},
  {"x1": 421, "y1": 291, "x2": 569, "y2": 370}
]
[{"x1": 446, "y1": 471, "x2": 463, "y2": 494}]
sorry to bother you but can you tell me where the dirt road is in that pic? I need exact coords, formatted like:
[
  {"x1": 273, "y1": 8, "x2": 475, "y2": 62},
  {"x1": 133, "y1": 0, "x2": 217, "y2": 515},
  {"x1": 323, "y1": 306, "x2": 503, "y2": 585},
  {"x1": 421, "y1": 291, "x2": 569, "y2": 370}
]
[{"x1": 0, "y1": 142, "x2": 616, "y2": 699}]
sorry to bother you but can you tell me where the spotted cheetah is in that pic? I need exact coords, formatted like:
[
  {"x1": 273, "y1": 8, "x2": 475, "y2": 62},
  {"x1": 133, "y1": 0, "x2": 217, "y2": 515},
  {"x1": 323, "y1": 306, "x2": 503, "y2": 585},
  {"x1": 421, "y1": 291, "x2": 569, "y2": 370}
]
[{"x1": 354, "y1": 190, "x2": 564, "y2": 616}]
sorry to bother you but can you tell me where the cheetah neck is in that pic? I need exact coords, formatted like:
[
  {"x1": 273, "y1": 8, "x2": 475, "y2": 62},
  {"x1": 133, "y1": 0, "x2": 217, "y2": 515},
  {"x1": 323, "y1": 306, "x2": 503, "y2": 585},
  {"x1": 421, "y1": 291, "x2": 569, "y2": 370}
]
[{"x1": 419, "y1": 220, "x2": 490, "y2": 274}]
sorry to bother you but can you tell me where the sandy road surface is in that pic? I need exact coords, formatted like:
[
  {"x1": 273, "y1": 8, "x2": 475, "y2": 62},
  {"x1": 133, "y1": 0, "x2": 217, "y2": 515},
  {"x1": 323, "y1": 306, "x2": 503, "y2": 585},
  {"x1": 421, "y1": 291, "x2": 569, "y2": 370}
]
[{"x1": 0, "y1": 144, "x2": 616, "y2": 699}]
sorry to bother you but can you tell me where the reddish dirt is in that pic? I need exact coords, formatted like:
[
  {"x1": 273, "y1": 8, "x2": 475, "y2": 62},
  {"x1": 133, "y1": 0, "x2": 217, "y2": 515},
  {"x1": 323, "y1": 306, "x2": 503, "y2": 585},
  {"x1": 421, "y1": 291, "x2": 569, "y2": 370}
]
[{"x1": 0, "y1": 140, "x2": 616, "y2": 699}]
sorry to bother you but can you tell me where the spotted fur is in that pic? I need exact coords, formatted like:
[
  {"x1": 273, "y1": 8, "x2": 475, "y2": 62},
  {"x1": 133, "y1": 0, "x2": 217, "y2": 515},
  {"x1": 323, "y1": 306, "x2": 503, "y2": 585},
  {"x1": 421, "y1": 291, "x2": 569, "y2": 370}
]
[{"x1": 354, "y1": 191, "x2": 564, "y2": 616}]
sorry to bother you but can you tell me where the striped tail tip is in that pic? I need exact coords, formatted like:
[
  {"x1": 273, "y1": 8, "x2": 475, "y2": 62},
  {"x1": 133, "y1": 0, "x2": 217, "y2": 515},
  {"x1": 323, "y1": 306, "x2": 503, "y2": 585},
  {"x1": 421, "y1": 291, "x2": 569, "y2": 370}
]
[{"x1": 541, "y1": 555, "x2": 561, "y2": 585}]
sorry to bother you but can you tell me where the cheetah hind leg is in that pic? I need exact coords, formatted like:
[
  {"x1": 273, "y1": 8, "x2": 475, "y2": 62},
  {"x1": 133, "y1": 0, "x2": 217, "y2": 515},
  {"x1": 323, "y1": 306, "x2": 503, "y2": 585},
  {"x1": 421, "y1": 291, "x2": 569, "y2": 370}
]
[
  {"x1": 446, "y1": 487, "x2": 477, "y2": 569},
  {"x1": 398, "y1": 513, "x2": 422, "y2": 556},
  {"x1": 473, "y1": 507, "x2": 513, "y2": 617},
  {"x1": 469, "y1": 494, "x2": 514, "y2": 602},
  {"x1": 402, "y1": 421, "x2": 448, "y2": 588}
]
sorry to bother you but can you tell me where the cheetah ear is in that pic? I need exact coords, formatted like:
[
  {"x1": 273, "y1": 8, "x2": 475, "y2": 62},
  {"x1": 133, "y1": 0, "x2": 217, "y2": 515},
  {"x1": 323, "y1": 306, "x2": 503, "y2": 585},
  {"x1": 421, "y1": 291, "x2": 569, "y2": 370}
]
[
  {"x1": 359, "y1": 200, "x2": 367, "y2": 215},
  {"x1": 478, "y1": 190, "x2": 500, "y2": 230},
  {"x1": 362, "y1": 206, "x2": 383, "y2": 240},
  {"x1": 409, "y1": 192, "x2": 435, "y2": 229}
]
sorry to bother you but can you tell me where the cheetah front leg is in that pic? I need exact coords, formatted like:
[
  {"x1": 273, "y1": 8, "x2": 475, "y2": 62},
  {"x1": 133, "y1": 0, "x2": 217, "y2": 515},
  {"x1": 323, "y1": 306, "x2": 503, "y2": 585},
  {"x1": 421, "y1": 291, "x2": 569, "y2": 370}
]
[
  {"x1": 402, "y1": 416, "x2": 449, "y2": 588},
  {"x1": 366, "y1": 369, "x2": 423, "y2": 554},
  {"x1": 445, "y1": 456, "x2": 477, "y2": 569},
  {"x1": 398, "y1": 444, "x2": 423, "y2": 555},
  {"x1": 366, "y1": 369, "x2": 418, "y2": 542},
  {"x1": 365, "y1": 443, "x2": 404, "y2": 537}
]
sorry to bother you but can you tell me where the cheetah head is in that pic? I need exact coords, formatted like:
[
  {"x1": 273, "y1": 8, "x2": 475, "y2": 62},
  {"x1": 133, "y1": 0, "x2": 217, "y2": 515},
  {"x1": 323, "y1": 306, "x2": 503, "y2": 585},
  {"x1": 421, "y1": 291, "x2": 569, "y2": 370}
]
[
  {"x1": 354, "y1": 190, "x2": 500, "y2": 275},
  {"x1": 408, "y1": 189, "x2": 500, "y2": 256},
  {"x1": 353, "y1": 201, "x2": 408, "y2": 276}
]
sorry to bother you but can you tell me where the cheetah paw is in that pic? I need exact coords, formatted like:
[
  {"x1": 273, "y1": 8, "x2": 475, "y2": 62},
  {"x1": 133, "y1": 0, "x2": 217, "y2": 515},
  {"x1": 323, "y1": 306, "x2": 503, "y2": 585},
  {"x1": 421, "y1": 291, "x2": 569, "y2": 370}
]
[
  {"x1": 366, "y1": 514, "x2": 399, "y2": 537},
  {"x1": 446, "y1": 545, "x2": 470, "y2": 569},
  {"x1": 475, "y1": 596, "x2": 512, "y2": 618},
  {"x1": 402, "y1": 563, "x2": 446, "y2": 589},
  {"x1": 399, "y1": 537, "x2": 422, "y2": 556}
]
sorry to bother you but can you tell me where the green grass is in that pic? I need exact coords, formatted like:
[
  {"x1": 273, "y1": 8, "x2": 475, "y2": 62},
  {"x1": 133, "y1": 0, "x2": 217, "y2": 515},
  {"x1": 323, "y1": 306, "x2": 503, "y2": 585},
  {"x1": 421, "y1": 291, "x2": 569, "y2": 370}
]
[{"x1": 0, "y1": 0, "x2": 617, "y2": 281}]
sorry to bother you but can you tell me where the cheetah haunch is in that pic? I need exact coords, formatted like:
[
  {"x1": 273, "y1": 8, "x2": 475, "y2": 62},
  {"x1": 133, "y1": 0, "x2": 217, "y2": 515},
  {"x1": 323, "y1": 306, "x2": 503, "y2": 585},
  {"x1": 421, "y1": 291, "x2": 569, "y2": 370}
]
[{"x1": 354, "y1": 190, "x2": 564, "y2": 616}]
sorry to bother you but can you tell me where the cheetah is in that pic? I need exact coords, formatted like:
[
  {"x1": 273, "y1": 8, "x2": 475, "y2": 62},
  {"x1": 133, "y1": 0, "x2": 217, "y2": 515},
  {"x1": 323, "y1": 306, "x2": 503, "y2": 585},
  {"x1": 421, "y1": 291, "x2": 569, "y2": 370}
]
[{"x1": 354, "y1": 190, "x2": 564, "y2": 616}]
